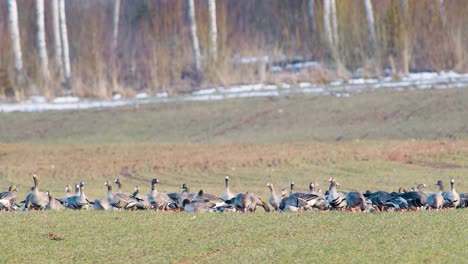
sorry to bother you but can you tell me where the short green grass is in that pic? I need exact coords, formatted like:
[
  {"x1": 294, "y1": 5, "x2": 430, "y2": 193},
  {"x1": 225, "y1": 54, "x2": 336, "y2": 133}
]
[
  {"x1": 1, "y1": 88, "x2": 468, "y2": 263},
  {"x1": 0, "y1": 210, "x2": 466, "y2": 263}
]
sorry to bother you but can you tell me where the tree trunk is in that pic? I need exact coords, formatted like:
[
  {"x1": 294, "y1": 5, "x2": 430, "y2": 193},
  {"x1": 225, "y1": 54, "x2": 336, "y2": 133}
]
[
  {"x1": 51, "y1": 0, "x2": 63, "y2": 77},
  {"x1": 7, "y1": 0, "x2": 24, "y2": 86},
  {"x1": 208, "y1": 0, "x2": 217, "y2": 60},
  {"x1": 438, "y1": 0, "x2": 446, "y2": 28},
  {"x1": 364, "y1": 0, "x2": 377, "y2": 56},
  {"x1": 36, "y1": 0, "x2": 50, "y2": 81},
  {"x1": 187, "y1": 0, "x2": 201, "y2": 73},
  {"x1": 58, "y1": 0, "x2": 72, "y2": 93},
  {"x1": 112, "y1": 0, "x2": 121, "y2": 52},
  {"x1": 330, "y1": 0, "x2": 339, "y2": 48},
  {"x1": 323, "y1": 0, "x2": 335, "y2": 55},
  {"x1": 307, "y1": 0, "x2": 315, "y2": 49}
]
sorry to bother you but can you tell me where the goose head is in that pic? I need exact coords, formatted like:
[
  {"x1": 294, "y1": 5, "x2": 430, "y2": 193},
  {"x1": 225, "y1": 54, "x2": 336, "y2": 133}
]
[
  {"x1": 8, "y1": 185, "x2": 19, "y2": 192},
  {"x1": 309, "y1": 182, "x2": 316, "y2": 192},
  {"x1": 450, "y1": 178, "x2": 455, "y2": 184}
]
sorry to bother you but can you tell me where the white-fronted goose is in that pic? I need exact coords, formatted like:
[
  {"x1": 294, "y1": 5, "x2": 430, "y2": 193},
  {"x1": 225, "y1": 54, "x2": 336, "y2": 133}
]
[
  {"x1": 66, "y1": 182, "x2": 90, "y2": 210},
  {"x1": 147, "y1": 179, "x2": 173, "y2": 210},
  {"x1": 46, "y1": 191, "x2": 65, "y2": 210},
  {"x1": 266, "y1": 182, "x2": 280, "y2": 211},
  {"x1": 176, "y1": 183, "x2": 196, "y2": 207},
  {"x1": 93, "y1": 198, "x2": 113, "y2": 211},
  {"x1": 220, "y1": 176, "x2": 235, "y2": 201},
  {"x1": 234, "y1": 192, "x2": 270, "y2": 212},
  {"x1": 193, "y1": 189, "x2": 225, "y2": 207},
  {"x1": 131, "y1": 186, "x2": 151, "y2": 210},
  {"x1": 278, "y1": 188, "x2": 300, "y2": 212},
  {"x1": 105, "y1": 181, "x2": 138, "y2": 210},
  {"x1": 27, "y1": 174, "x2": 49, "y2": 210},
  {"x1": 345, "y1": 191, "x2": 366, "y2": 211},
  {"x1": 326, "y1": 178, "x2": 347, "y2": 210},
  {"x1": 442, "y1": 178, "x2": 460, "y2": 208},
  {"x1": 0, "y1": 185, "x2": 19, "y2": 212},
  {"x1": 182, "y1": 199, "x2": 217, "y2": 213},
  {"x1": 62, "y1": 185, "x2": 73, "y2": 204},
  {"x1": 427, "y1": 180, "x2": 444, "y2": 210}
]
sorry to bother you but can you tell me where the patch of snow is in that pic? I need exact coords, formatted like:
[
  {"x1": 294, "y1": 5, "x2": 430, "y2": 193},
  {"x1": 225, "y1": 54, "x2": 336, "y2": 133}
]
[
  {"x1": 112, "y1": 93, "x2": 122, "y2": 100},
  {"x1": 135, "y1": 92, "x2": 149, "y2": 99},
  {"x1": 192, "y1": 88, "x2": 217, "y2": 95},
  {"x1": 52, "y1": 96, "x2": 80, "y2": 103},
  {"x1": 28, "y1": 96, "x2": 47, "y2": 103},
  {"x1": 271, "y1": 66, "x2": 282, "y2": 72},
  {"x1": 348, "y1": 78, "x2": 378, "y2": 85},
  {"x1": 281, "y1": 83, "x2": 291, "y2": 89},
  {"x1": 299, "y1": 82, "x2": 312, "y2": 88},
  {"x1": 156, "y1": 92, "x2": 168, "y2": 98},
  {"x1": 264, "y1": 85, "x2": 278, "y2": 90}
]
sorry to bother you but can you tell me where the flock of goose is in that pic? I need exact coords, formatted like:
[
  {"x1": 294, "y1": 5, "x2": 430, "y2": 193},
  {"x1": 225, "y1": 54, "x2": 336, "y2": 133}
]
[{"x1": 1, "y1": 174, "x2": 467, "y2": 213}]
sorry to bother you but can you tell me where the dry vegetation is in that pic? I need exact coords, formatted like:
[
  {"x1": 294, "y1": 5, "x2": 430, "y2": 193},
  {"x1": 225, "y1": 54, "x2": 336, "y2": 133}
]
[{"x1": 0, "y1": 1, "x2": 467, "y2": 99}]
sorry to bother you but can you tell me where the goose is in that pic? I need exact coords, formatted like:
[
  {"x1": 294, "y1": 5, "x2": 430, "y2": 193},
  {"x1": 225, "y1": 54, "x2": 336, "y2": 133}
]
[
  {"x1": 182, "y1": 199, "x2": 217, "y2": 213},
  {"x1": 427, "y1": 180, "x2": 444, "y2": 210},
  {"x1": 114, "y1": 178, "x2": 124, "y2": 193},
  {"x1": 105, "y1": 181, "x2": 138, "y2": 210},
  {"x1": 27, "y1": 174, "x2": 49, "y2": 210},
  {"x1": 290, "y1": 181, "x2": 295, "y2": 194},
  {"x1": 365, "y1": 191, "x2": 392, "y2": 211},
  {"x1": 66, "y1": 182, "x2": 90, "y2": 210},
  {"x1": 326, "y1": 178, "x2": 347, "y2": 210},
  {"x1": 147, "y1": 179, "x2": 173, "y2": 211},
  {"x1": 288, "y1": 187, "x2": 326, "y2": 211},
  {"x1": 278, "y1": 188, "x2": 301, "y2": 212},
  {"x1": 62, "y1": 185, "x2": 73, "y2": 204},
  {"x1": 0, "y1": 185, "x2": 19, "y2": 212},
  {"x1": 220, "y1": 176, "x2": 235, "y2": 201},
  {"x1": 234, "y1": 192, "x2": 270, "y2": 212},
  {"x1": 192, "y1": 189, "x2": 225, "y2": 207},
  {"x1": 345, "y1": 191, "x2": 366, "y2": 212},
  {"x1": 266, "y1": 182, "x2": 280, "y2": 211},
  {"x1": 458, "y1": 193, "x2": 468, "y2": 208},
  {"x1": 397, "y1": 188, "x2": 428, "y2": 210},
  {"x1": 442, "y1": 178, "x2": 460, "y2": 208},
  {"x1": 131, "y1": 186, "x2": 151, "y2": 210},
  {"x1": 46, "y1": 191, "x2": 65, "y2": 210},
  {"x1": 384, "y1": 196, "x2": 410, "y2": 211},
  {"x1": 93, "y1": 198, "x2": 113, "y2": 211},
  {"x1": 176, "y1": 183, "x2": 196, "y2": 207}
]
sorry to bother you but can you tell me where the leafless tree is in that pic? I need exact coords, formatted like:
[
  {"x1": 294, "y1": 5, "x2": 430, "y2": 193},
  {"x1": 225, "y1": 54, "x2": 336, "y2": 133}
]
[
  {"x1": 112, "y1": 0, "x2": 121, "y2": 52},
  {"x1": 59, "y1": 0, "x2": 72, "y2": 93},
  {"x1": 187, "y1": 0, "x2": 201, "y2": 73},
  {"x1": 51, "y1": 0, "x2": 63, "y2": 76},
  {"x1": 208, "y1": 0, "x2": 217, "y2": 60},
  {"x1": 7, "y1": 0, "x2": 23, "y2": 86},
  {"x1": 364, "y1": 0, "x2": 377, "y2": 56},
  {"x1": 36, "y1": 0, "x2": 50, "y2": 81}
]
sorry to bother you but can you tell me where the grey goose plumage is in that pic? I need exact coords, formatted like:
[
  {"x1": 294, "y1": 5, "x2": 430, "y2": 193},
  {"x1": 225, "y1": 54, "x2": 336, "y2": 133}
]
[{"x1": 0, "y1": 185, "x2": 19, "y2": 212}]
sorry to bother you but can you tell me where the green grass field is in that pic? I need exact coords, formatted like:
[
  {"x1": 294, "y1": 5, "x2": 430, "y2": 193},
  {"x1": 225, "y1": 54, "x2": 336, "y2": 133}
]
[{"x1": 1, "y1": 88, "x2": 467, "y2": 263}]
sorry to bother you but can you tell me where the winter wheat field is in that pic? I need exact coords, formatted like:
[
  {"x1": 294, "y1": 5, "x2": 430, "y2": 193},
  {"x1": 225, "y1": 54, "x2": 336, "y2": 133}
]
[{"x1": 1, "y1": 88, "x2": 468, "y2": 263}]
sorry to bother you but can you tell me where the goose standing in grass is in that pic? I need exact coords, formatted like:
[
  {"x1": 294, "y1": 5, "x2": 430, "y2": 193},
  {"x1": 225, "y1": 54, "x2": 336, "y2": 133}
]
[
  {"x1": 443, "y1": 178, "x2": 460, "y2": 208},
  {"x1": 147, "y1": 179, "x2": 173, "y2": 210},
  {"x1": 106, "y1": 181, "x2": 138, "y2": 210},
  {"x1": 62, "y1": 185, "x2": 73, "y2": 205},
  {"x1": 131, "y1": 186, "x2": 152, "y2": 210},
  {"x1": 27, "y1": 174, "x2": 49, "y2": 210},
  {"x1": 66, "y1": 182, "x2": 90, "y2": 210},
  {"x1": 0, "y1": 185, "x2": 19, "y2": 212},
  {"x1": 176, "y1": 183, "x2": 196, "y2": 207},
  {"x1": 427, "y1": 180, "x2": 444, "y2": 210},
  {"x1": 46, "y1": 191, "x2": 65, "y2": 210},
  {"x1": 278, "y1": 188, "x2": 301, "y2": 212},
  {"x1": 326, "y1": 178, "x2": 347, "y2": 210},
  {"x1": 266, "y1": 182, "x2": 280, "y2": 211},
  {"x1": 220, "y1": 176, "x2": 235, "y2": 201}
]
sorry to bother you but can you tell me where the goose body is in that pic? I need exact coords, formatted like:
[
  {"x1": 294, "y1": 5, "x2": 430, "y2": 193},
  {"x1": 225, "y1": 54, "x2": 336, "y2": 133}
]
[
  {"x1": 147, "y1": 179, "x2": 173, "y2": 210},
  {"x1": 66, "y1": 182, "x2": 90, "y2": 210},
  {"x1": 131, "y1": 186, "x2": 152, "y2": 210},
  {"x1": 46, "y1": 192, "x2": 65, "y2": 210},
  {"x1": 220, "y1": 176, "x2": 235, "y2": 201},
  {"x1": 443, "y1": 178, "x2": 460, "y2": 208},
  {"x1": 427, "y1": 181, "x2": 444, "y2": 209},
  {"x1": 266, "y1": 182, "x2": 280, "y2": 211},
  {"x1": 106, "y1": 181, "x2": 138, "y2": 210},
  {"x1": 93, "y1": 199, "x2": 113, "y2": 211},
  {"x1": 182, "y1": 199, "x2": 216, "y2": 213},
  {"x1": 234, "y1": 192, "x2": 270, "y2": 212},
  {"x1": 193, "y1": 189, "x2": 225, "y2": 207},
  {"x1": 0, "y1": 185, "x2": 19, "y2": 211},
  {"x1": 327, "y1": 178, "x2": 347, "y2": 209},
  {"x1": 27, "y1": 174, "x2": 49, "y2": 210},
  {"x1": 345, "y1": 191, "x2": 366, "y2": 211}
]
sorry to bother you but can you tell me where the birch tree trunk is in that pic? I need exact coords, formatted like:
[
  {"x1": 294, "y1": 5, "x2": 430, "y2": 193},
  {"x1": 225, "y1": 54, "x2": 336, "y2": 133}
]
[
  {"x1": 364, "y1": 0, "x2": 377, "y2": 56},
  {"x1": 187, "y1": 0, "x2": 201, "y2": 73},
  {"x1": 307, "y1": 0, "x2": 315, "y2": 48},
  {"x1": 58, "y1": 0, "x2": 72, "y2": 93},
  {"x1": 112, "y1": 0, "x2": 121, "y2": 52},
  {"x1": 323, "y1": 0, "x2": 335, "y2": 55},
  {"x1": 330, "y1": 0, "x2": 339, "y2": 48},
  {"x1": 36, "y1": 0, "x2": 50, "y2": 81},
  {"x1": 207, "y1": 0, "x2": 217, "y2": 60},
  {"x1": 51, "y1": 0, "x2": 62, "y2": 76},
  {"x1": 7, "y1": 0, "x2": 24, "y2": 85}
]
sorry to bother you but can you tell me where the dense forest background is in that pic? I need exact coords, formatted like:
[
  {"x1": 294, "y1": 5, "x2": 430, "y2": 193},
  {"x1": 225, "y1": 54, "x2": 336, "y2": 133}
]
[{"x1": 0, "y1": 0, "x2": 467, "y2": 100}]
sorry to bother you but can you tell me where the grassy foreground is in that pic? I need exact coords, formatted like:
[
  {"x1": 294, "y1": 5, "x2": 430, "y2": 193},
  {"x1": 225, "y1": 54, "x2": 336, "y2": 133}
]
[{"x1": 0, "y1": 210, "x2": 466, "y2": 263}]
